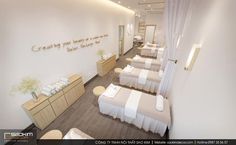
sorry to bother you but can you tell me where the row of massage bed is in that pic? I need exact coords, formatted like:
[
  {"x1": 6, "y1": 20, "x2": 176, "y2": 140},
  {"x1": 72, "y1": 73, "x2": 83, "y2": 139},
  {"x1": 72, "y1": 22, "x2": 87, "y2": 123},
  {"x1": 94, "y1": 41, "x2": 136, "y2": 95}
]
[
  {"x1": 98, "y1": 52, "x2": 171, "y2": 137},
  {"x1": 121, "y1": 55, "x2": 163, "y2": 93},
  {"x1": 59, "y1": 44, "x2": 170, "y2": 139},
  {"x1": 138, "y1": 42, "x2": 164, "y2": 58}
]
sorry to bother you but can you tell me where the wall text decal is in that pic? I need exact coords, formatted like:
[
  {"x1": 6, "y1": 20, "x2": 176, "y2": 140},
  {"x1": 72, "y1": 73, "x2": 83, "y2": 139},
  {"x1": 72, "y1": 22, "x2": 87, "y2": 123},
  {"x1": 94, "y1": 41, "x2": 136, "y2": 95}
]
[{"x1": 31, "y1": 34, "x2": 109, "y2": 53}]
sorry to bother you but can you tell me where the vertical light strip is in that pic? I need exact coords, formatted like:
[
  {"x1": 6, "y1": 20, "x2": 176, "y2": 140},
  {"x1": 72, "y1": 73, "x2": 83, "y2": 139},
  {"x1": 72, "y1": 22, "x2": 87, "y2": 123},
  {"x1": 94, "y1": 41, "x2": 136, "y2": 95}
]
[{"x1": 184, "y1": 44, "x2": 201, "y2": 71}]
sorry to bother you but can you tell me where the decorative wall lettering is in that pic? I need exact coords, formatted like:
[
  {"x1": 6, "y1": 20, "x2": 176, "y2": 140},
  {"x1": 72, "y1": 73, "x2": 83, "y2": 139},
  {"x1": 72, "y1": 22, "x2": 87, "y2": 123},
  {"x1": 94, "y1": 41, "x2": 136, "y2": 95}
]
[{"x1": 31, "y1": 34, "x2": 109, "y2": 53}]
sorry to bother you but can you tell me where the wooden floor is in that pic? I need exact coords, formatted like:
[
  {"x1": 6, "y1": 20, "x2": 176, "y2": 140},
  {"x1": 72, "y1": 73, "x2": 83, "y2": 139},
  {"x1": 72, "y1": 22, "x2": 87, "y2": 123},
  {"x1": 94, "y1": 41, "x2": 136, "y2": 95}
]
[{"x1": 35, "y1": 45, "x2": 167, "y2": 139}]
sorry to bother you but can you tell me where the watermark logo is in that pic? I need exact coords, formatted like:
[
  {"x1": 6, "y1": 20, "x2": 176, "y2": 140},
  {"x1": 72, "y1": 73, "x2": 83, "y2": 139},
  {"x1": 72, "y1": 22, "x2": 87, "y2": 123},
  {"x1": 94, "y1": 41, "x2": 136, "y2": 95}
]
[
  {"x1": 0, "y1": 129, "x2": 36, "y2": 144},
  {"x1": 4, "y1": 132, "x2": 34, "y2": 140}
]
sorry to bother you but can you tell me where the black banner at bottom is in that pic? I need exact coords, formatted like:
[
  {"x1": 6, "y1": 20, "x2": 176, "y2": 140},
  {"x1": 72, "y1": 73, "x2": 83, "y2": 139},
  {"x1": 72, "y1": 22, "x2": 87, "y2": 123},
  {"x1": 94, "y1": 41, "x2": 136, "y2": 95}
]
[{"x1": 4, "y1": 139, "x2": 236, "y2": 145}]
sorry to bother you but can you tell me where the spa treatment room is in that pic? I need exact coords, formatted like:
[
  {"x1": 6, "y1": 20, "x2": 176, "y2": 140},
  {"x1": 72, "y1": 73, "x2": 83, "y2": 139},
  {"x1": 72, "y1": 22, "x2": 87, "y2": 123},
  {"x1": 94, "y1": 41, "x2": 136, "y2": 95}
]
[{"x1": 0, "y1": 0, "x2": 235, "y2": 143}]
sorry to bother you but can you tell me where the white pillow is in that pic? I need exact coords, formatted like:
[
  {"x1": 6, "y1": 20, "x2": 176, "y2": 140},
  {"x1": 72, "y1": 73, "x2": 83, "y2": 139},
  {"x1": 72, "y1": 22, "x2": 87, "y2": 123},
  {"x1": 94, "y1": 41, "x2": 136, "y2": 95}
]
[
  {"x1": 156, "y1": 95, "x2": 164, "y2": 112},
  {"x1": 63, "y1": 129, "x2": 85, "y2": 139}
]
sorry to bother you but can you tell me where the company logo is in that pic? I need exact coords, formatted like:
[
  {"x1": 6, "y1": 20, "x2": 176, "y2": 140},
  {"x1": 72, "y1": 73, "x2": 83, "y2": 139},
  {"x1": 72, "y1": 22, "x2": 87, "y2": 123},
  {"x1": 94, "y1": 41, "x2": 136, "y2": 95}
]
[{"x1": 4, "y1": 132, "x2": 34, "y2": 140}]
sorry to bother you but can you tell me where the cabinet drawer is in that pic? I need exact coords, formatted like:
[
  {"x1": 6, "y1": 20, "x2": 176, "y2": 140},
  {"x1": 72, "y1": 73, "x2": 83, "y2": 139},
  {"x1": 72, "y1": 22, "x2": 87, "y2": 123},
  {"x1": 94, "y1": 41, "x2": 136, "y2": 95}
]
[{"x1": 30, "y1": 100, "x2": 49, "y2": 115}]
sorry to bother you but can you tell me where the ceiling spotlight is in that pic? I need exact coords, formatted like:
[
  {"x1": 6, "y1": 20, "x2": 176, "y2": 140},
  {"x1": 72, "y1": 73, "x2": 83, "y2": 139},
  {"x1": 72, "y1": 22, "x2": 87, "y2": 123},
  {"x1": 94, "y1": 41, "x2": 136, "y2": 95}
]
[
  {"x1": 118, "y1": 1, "x2": 121, "y2": 4},
  {"x1": 128, "y1": 6, "x2": 130, "y2": 8},
  {"x1": 148, "y1": 4, "x2": 151, "y2": 7}
]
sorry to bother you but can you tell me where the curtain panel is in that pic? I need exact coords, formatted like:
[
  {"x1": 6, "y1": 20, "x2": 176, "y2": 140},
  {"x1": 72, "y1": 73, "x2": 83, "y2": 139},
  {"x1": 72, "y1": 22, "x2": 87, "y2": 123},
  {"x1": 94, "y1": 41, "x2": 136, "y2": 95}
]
[{"x1": 159, "y1": 0, "x2": 192, "y2": 97}]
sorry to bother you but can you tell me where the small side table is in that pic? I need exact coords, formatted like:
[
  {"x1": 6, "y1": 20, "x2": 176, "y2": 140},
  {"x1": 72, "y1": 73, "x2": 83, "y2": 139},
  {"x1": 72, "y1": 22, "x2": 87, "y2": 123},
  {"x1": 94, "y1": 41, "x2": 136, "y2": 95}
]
[
  {"x1": 114, "y1": 68, "x2": 122, "y2": 74},
  {"x1": 40, "y1": 129, "x2": 63, "y2": 139},
  {"x1": 126, "y1": 58, "x2": 132, "y2": 62},
  {"x1": 93, "y1": 86, "x2": 106, "y2": 97}
]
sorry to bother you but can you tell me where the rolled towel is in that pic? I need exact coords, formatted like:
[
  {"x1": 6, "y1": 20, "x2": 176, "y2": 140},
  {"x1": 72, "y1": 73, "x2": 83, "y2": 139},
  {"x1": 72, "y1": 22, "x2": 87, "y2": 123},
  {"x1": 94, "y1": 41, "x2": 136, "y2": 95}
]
[
  {"x1": 41, "y1": 90, "x2": 51, "y2": 97},
  {"x1": 156, "y1": 95, "x2": 164, "y2": 112},
  {"x1": 42, "y1": 86, "x2": 52, "y2": 93},
  {"x1": 60, "y1": 81, "x2": 69, "y2": 86},
  {"x1": 54, "y1": 82, "x2": 64, "y2": 91},
  {"x1": 47, "y1": 85, "x2": 57, "y2": 94}
]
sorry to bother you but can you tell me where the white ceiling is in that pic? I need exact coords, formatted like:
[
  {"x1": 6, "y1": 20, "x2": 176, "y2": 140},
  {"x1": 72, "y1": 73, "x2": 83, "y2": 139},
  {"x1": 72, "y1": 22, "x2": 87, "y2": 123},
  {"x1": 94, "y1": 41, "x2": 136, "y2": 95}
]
[{"x1": 110, "y1": 0, "x2": 165, "y2": 17}]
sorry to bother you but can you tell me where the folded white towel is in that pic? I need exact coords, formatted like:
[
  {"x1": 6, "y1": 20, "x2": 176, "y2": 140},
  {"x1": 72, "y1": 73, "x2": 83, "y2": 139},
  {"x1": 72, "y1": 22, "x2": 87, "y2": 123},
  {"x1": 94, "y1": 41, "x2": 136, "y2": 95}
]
[
  {"x1": 47, "y1": 85, "x2": 56, "y2": 94},
  {"x1": 151, "y1": 48, "x2": 157, "y2": 53},
  {"x1": 41, "y1": 91, "x2": 51, "y2": 97},
  {"x1": 159, "y1": 70, "x2": 164, "y2": 78},
  {"x1": 102, "y1": 84, "x2": 121, "y2": 98},
  {"x1": 124, "y1": 90, "x2": 142, "y2": 119},
  {"x1": 123, "y1": 65, "x2": 134, "y2": 73},
  {"x1": 145, "y1": 58, "x2": 152, "y2": 69},
  {"x1": 138, "y1": 69, "x2": 149, "y2": 85},
  {"x1": 103, "y1": 53, "x2": 113, "y2": 60},
  {"x1": 42, "y1": 86, "x2": 52, "y2": 93},
  {"x1": 156, "y1": 95, "x2": 164, "y2": 112},
  {"x1": 133, "y1": 55, "x2": 141, "y2": 60}
]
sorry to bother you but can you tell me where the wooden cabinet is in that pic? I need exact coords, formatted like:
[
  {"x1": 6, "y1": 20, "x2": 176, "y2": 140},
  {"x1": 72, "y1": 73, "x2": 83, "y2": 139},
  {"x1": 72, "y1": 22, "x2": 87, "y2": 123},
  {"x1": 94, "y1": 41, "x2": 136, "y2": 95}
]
[
  {"x1": 22, "y1": 74, "x2": 85, "y2": 130},
  {"x1": 97, "y1": 54, "x2": 116, "y2": 76},
  {"x1": 22, "y1": 96, "x2": 56, "y2": 130}
]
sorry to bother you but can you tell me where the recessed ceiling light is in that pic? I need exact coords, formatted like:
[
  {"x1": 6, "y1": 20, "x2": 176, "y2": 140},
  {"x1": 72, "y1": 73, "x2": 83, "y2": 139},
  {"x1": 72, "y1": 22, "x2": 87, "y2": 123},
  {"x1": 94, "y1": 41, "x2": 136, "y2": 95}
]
[
  {"x1": 118, "y1": 1, "x2": 121, "y2": 4},
  {"x1": 148, "y1": 4, "x2": 151, "y2": 7},
  {"x1": 128, "y1": 6, "x2": 130, "y2": 8}
]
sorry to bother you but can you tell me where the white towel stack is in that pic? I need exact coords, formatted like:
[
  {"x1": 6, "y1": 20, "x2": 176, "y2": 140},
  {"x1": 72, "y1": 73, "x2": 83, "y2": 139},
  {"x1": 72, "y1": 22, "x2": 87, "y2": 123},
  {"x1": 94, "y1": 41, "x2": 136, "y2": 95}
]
[
  {"x1": 123, "y1": 65, "x2": 134, "y2": 73},
  {"x1": 41, "y1": 77, "x2": 69, "y2": 97},
  {"x1": 41, "y1": 85, "x2": 56, "y2": 97},
  {"x1": 103, "y1": 53, "x2": 113, "y2": 60},
  {"x1": 102, "y1": 84, "x2": 121, "y2": 98},
  {"x1": 156, "y1": 95, "x2": 164, "y2": 112}
]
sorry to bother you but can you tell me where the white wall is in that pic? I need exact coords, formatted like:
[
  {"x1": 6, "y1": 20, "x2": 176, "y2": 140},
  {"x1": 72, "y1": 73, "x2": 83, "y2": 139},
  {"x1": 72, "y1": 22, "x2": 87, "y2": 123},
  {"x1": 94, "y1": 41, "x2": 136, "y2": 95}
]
[
  {"x1": 145, "y1": 13, "x2": 164, "y2": 45},
  {"x1": 134, "y1": 13, "x2": 164, "y2": 45},
  {"x1": 0, "y1": 0, "x2": 135, "y2": 129},
  {"x1": 169, "y1": 0, "x2": 236, "y2": 139}
]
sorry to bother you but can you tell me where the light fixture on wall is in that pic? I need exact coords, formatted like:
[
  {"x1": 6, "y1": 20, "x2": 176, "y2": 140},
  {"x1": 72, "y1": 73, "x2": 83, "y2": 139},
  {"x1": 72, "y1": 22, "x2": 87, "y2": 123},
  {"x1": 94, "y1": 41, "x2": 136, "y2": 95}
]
[{"x1": 184, "y1": 44, "x2": 201, "y2": 71}]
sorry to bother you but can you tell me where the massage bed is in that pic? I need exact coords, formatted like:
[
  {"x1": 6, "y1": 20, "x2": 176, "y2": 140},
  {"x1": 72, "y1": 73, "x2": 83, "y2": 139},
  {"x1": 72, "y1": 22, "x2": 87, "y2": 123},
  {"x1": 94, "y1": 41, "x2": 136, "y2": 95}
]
[
  {"x1": 63, "y1": 128, "x2": 93, "y2": 139},
  {"x1": 128, "y1": 55, "x2": 162, "y2": 72},
  {"x1": 98, "y1": 84, "x2": 171, "y2": 137},
  {"x1": 119, "y1": 65, "x2": 163, "y2": 93},
  {"x1": 139, "y1": 46, "x2": 159, "y2": 58}
]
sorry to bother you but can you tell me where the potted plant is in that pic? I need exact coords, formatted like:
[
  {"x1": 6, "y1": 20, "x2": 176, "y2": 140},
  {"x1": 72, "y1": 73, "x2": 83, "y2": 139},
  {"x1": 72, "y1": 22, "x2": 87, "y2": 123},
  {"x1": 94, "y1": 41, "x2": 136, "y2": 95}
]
[
  {"x1": 96, "y1": 49, "x2": 105, "y2": 60},
  {"x1": 11, "y1": 77, "x2": 40, "y2": 102}
]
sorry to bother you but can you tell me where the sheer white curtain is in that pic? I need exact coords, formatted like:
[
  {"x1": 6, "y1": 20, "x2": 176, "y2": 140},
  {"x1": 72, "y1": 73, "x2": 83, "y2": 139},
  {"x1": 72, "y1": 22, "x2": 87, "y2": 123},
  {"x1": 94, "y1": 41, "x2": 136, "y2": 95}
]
[{"x1": 159, "y1": 0, "x2": 192, "y2": 97}]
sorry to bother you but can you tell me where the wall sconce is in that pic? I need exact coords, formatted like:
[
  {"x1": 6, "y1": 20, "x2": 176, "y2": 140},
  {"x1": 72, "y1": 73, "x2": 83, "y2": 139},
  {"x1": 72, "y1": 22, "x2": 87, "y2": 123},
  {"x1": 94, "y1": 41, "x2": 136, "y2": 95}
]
[{"x1": 184, "y1": 44, "x2": 201, "y2": 71}]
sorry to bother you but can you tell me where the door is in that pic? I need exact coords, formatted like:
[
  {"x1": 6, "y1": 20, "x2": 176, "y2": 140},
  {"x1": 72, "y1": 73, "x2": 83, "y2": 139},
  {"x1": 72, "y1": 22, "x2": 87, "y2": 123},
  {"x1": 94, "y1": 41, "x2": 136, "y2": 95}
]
[
  {"x1": 144, "y1": 25, "x2": 156, "y2": 43},
  {"x1": 119, "y1": 25, "x2": 125, "y2": 56}
]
